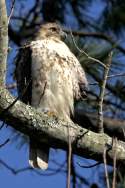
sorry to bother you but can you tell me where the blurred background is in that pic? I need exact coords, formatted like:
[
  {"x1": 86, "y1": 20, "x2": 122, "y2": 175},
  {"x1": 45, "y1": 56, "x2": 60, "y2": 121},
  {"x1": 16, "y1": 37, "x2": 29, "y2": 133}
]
[{"x1": 1, "y1": 0, "x2": 125, "y2": 187}]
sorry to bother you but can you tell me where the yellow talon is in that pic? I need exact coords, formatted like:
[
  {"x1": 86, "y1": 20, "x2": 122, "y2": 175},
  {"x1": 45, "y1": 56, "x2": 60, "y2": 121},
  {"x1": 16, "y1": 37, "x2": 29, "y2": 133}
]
[{"x1": 46, "y1": 111, "x2": 57, "y2": 117}]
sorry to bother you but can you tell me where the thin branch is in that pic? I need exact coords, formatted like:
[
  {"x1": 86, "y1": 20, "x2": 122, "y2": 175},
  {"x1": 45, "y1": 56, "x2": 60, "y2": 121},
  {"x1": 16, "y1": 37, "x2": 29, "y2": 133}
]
[
  {"x1": 0, "y1": 159, "x2": 32, "y2": 174},
  {"x1": 78, "y1": 161, "x2": 101, "y2": 168},
  {"x1": 108, "y1": 72, "x2": 125, "y2": 78},
  {"x1": 8, "y1": 0, "x2": 16, "y2": 25},
  {"x1": 90, "y1": 72, "x2": 125, "y2": 80},
  {"x1": 0, "y1": 158, "x2": 66, "y2": 176},
  {"x1": 6, "y1": 83, "x2": 16, "y2": 90},
  {"x1": 98, "y1": 52, "x2": 112, "y2": 133},
  {"x1": 0, "y1": 78, "x2": 31, "y2": 116},
  {"x1": 112, "y1": 138, "x2": 117, "y2": 188},
  {"x1": 122, "y1": 128, "x2": 125, "y2": 138},
  {"x1": 15, "y1": 43, "x2": 34, "y2": 50},
  {"x1": 64, "y1": 29, "x2": 125, "y2": 55},
  {"x1": 0, "y1": 121, "x2": 5, "y2": 130},
  {"x1": 70, "y1": 30, "x2": 106, "y2": 68},
  {"x1": 103, "y1": 146, "x2": 110, "y2": 188},
  {"x1": 0, "y1": 138, "x2": 9, "y2": 148},
  {"x1": 89, "y1": 82, "x2": 98, "y2": 85},
  {"x1": 71, "y1": 156, "x2": 76, "y2": 188},
  {"x1": 67, "y1": 124, "x2": 72, "y2": 188},
  {"x1": 0, "y1": 158, "x2": 89, "y2": 187}
]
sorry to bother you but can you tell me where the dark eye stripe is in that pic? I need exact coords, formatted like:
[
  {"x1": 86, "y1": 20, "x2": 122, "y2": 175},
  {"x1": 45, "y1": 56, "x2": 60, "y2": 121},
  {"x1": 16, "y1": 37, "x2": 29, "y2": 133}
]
[{"x1": 50, "y1": 27, "x2": 57, "y2": 31}]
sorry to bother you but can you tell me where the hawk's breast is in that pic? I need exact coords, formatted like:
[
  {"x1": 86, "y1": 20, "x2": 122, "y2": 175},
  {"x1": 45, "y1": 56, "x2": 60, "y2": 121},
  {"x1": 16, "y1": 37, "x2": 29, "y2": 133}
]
[{"x1": 31, "y1": 39, "x2": 74, "y2": 121}]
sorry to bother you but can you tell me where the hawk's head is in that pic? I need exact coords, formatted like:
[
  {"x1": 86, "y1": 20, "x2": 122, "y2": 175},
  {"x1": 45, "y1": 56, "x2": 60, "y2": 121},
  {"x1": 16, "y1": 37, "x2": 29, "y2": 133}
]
[{"x1": 36, "y1": 23, "x2": 66, "y2": 40}]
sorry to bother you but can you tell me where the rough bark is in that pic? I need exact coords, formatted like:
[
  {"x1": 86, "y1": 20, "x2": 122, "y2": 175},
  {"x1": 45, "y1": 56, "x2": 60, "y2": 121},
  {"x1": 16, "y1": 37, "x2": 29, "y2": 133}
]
[
  {"x1": 0, "y1": 0, "x2": 8, "y2": 85},
  {"x1": 1, "y1": 88, "x2": 125, "y2": 167},
  {"x1": 0, "y1": 0, "x2": 125, "y2": 169}
]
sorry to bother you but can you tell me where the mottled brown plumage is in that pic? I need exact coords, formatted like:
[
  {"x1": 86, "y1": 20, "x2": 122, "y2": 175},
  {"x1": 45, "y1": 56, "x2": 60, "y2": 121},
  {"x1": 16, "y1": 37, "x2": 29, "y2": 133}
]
[{"x1": 15, "y1": 23, "x2": 88, "y2": 170}]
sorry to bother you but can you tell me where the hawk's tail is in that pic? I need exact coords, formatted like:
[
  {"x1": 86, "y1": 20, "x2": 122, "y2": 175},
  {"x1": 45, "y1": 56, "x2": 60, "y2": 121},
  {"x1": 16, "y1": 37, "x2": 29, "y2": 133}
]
[{"x1": 29, "y1": 139, "x2": 49, "y2": 170}]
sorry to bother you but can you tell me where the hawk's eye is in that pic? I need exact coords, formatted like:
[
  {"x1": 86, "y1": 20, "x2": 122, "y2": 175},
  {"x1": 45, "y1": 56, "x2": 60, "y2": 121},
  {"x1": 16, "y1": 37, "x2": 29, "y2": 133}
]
[{"x1": 50, "y1": 27, "x2": 57, "y2": 32}]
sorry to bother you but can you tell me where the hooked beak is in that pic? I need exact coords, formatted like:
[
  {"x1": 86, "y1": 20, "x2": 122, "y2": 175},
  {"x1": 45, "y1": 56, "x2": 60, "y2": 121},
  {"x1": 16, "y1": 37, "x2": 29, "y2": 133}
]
[{"x1": 60, "y1": 30, "x2": 67, "y2": 40}]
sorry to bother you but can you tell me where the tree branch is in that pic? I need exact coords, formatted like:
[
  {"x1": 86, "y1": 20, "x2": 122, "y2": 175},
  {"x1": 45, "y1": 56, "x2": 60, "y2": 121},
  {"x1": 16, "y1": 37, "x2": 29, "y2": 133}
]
[
  {"x1": 0, "y1": 89, "x2": 125, "y2": 167},
  {"x1": 1, "y1": 0, "x2": 125, "y2": 170},
  {"x1": 98, "y1": 52, "x2": 112, "y2": 133},
  {"x1": 8, "y1": 0, "x2": 15, "y2": 25},
  {"x1": 0, "y1": 0, "x2": 8, "y2": 85}
]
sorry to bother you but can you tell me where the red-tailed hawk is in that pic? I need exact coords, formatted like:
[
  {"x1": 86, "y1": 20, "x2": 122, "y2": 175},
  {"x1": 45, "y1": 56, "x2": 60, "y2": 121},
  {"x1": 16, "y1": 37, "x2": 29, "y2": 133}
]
[{"x1": 15, "y1": 23, "x2": 88, "y2": 170}]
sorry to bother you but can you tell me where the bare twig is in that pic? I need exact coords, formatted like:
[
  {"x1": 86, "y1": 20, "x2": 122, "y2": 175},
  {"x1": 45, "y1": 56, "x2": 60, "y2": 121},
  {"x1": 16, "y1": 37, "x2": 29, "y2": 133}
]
[
  {"x1": 15, "y1": 43, "x2": 34, "y2": 50},
  {"x1": 67, "y1": 123, "x2": 72, "y2": 188},
  {"x1": 8, "y1": 0, "x2": 16, "y2": 25},
  {"x1": 64, "y1": 29, "x2": 125, "y2": 55},
  {"x1": 122, "y1": 128, "x2": 125, "y2": 138},
  {"x1": 90, "y1": 72, "x2": 125, "y2": 81},
  {"x1": 0, "y1": 78, "x2": 31, "y2": 116},
  {"x1": 89, "y1": 82, "x2": 98, "y2": 85},
  {"x1": 0, "y1": 157, "x2": 88, "y2": 187},
  {"x1": 112, "y1": 138, "x2": 117, "y2": 188},
  {"x1": 0, "y1": 121, "x2": 5, "y2": 130},
  {"x1": 6, "y1": 83, "x2": 16, "y2": 90},
  {"x1": 98, "y1": 52, "x2": 112, "y2": 133},
  {"x1": 71, "y1": 156, "x2": 76, "y2": 188},
  {"x1": 103, "y1": 146, "x2": 110, "y2": 188},
  {"x1": 0, "y1": 138, "x2": 9, "y2": 148},
  {"x1": 78, "y1": 161, "x2": 101, "y2": 168},
  {"x1": 0, "y1": 159, "x2": 32, "y2": 174},
  {"x1": 70, "y1": 30, "x2": 106, "y2": 68},
  {"x1": 108, "y1": 72, "x2": 125, "y2": 78}
]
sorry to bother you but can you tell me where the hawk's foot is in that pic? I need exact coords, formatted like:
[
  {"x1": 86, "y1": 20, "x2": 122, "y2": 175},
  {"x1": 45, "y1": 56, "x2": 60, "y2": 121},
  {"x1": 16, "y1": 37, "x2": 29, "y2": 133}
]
[
  {"x1": 46, "y1": 111, "x2": 57, "y2": 117},
  {"x1": 42, "y1": 108, "x2": 57, "y2": 117}
]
